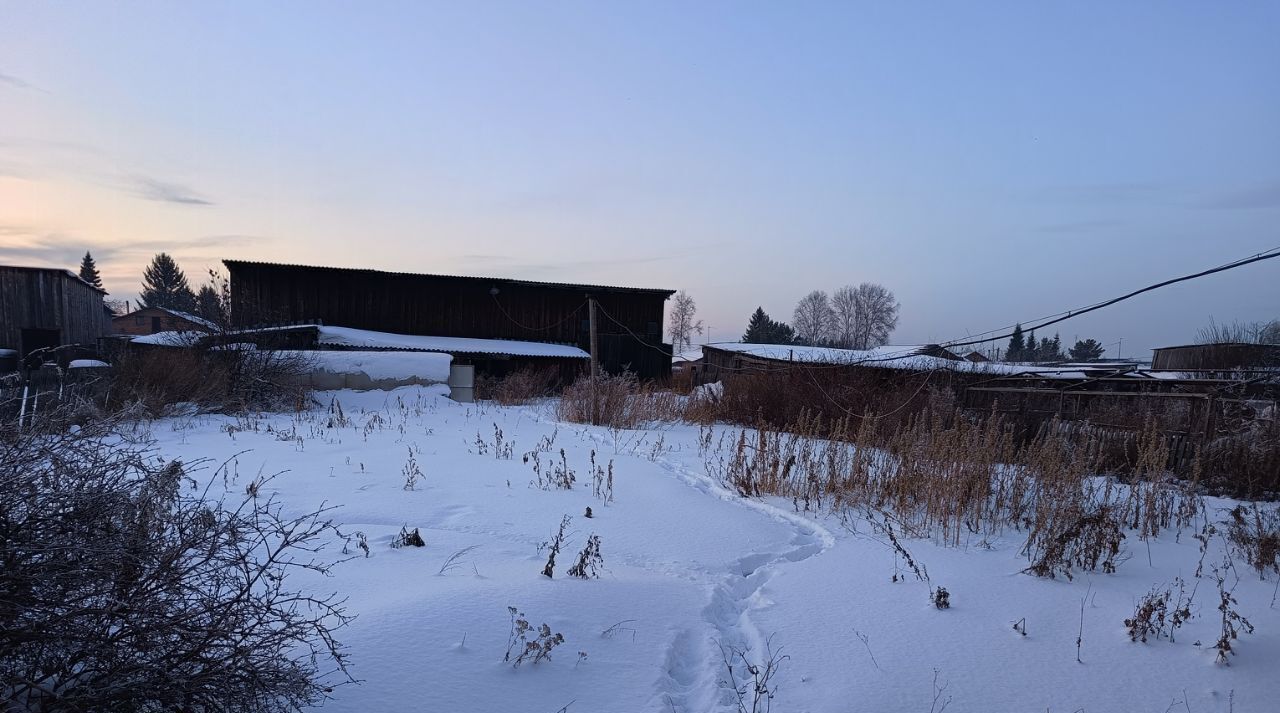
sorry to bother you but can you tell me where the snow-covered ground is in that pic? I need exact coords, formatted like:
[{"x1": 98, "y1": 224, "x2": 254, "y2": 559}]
[{"x1": 152, "y1": 385, "x2": 1279, "y2": 712}]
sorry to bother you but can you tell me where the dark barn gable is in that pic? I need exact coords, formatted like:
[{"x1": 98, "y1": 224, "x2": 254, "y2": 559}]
[
  {"x1": 0, "y1": 265, "x2": 110, "y2": 359},
  {"x1": 224, "y1": 260, "x2": 675, "y2": 378}
]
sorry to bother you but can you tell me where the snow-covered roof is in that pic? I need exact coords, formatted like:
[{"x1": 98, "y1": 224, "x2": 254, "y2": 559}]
[
  {"x1": 157, "y1": 308, "x2": 219, "y2": 331},
  {"x1": 316, "y1": 326, "x2": 590, "y2": 359},
  {"x1": 673, "y1": 346, "x2": 703, "y2": 363},
  {"x1": 704, "y1": 343, "x2": 1104, "y2": 376},
  {"x1": 130, "y1": 331, "x2": 204, "y2": 347}
]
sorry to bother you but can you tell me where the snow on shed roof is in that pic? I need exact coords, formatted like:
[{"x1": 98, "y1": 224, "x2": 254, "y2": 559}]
[{"x1": 316, "y1": 326, "x2": 590, "y2": 359}]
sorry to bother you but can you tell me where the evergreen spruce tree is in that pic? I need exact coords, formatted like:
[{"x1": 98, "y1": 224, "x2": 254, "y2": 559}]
[
  {"x1": 196, "y1": 285, "x2": 225, "y2": 327},
  {"x1": 1024, "y1": 329, "x2": 1037, "y2": 362},
  {"x1": 742, "y1": 307, "x2": 773, "y2": 343},
  {"x1": 770, "y1": 320, "x2": 796, "y2": 344},
  {"x1": 139, "y1": 252, "x2": 197, "y2": 311},
  {"x1": 742, "y1": 307, "x2": 795, "y2": 344},
  {"x1": 1068, "y1": 338, "x2": 1105, "y2": 361},
  {"x1": 1007, "y1": 324, "x2": 1025, "y2": 361},
  {"x1": 1050, "y1": 333, "x2": 1063, "y2": 361},
  {"x1": 78, "y1": 251, "x2": 103, "y2": 290}
]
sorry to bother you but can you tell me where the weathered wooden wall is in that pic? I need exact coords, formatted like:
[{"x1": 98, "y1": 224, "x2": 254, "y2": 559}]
[
  {"x1": 0, "y1": 267, "x2": 109, "y2": 355},
  {"x1": 226, "y1": 261, "x2": 674, "y2": 378}
]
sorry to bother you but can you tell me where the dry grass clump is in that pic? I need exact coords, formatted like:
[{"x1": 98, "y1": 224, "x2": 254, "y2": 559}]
[
  {"x1": 477, "y1": 366, "x2": 560, "y2": 405},
  {"x1": 104, "y1": 347, "x2": 314, "y2": 415},
  {"x1": 556, "y1": 372, "x2": 682, "y2": 429},
  {"x1": 703, "y1": 396, "x2": 1202, "y2": 577}
]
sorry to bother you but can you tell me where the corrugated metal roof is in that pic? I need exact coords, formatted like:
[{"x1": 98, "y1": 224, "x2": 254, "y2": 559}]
[{"x1": 223, "y1": 259, "x2": 676, "y2": 296}]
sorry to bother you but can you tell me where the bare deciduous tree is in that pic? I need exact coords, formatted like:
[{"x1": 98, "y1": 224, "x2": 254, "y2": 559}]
[
  {"x1": 831, "y1": 286, "x2": 859, "y2": 348},
  {"x1": 667, "y1": 290, "x2": 704, "y2": 351},
  {"x1": 792, "y1": 290, "x2": 834, "y2": 346},
  {"x1": 1196, "y1": 317, "x2": 1280, "y2": 345},
  {"x1": 0, "y1": 418, "x2": 354, "y2": 711},
  {"x1": 849, "y1": 282, "x2": 900, "y2": 350}
]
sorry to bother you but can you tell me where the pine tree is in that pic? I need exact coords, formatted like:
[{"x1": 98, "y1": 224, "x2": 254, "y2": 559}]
[
  {"x1": 78, "y1": 251, "x2": 103, "y2": 290},
  {"x1": 1068, "y1": 339, "x2": 1105, "y2": 361},
  {"x1": 1049, "y1": 333, "x2": 1063, "y2": 361},
  {"x1": 742, "y1": 307, "x2": 796, "y2": 345},
  {"x1": 139, "y1": 253, "x2": 196, "y2": 311},
  {"x1": 1007, "y1": 324, "x2": 1025, "y2": 361},
  {"x1": 770, "y1": 320, "x2": 795, "y2": 344},
  {"x1": 196, "y1": 285, "x2": 225, "y2": 327},
  {"x1": 1024, "y1": 329, "x2": 1037, "y2": 362},
  {"x1": 743, "y1": 307, "x2": 772, "y2": 343}
]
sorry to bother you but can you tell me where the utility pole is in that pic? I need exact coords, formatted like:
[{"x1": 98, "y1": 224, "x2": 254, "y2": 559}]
[{"x1": 588, "y1": 296, "x2": 599, "y2": 425}]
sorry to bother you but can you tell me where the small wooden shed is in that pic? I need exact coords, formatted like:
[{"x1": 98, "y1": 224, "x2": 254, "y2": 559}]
[{"x1": 0, "y1": 265, "x2": 110, "y2": 358}]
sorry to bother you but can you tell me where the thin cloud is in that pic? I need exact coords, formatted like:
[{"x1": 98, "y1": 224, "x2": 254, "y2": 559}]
[
  {"x1": 132, "y1": 175, "x2": 214, "y2": 205},
  {"x1": 0, "y1": 71, "x2": 46, "y2": 93},
  {"x1": 0, "y1": 232, "x2": 267, "y2": 268}
]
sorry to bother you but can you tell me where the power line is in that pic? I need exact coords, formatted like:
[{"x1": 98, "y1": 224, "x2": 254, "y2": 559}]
[
  {"x1": 942, "y1": 245, "x2": 1280, "y2": 351},
  {"x1": 490, "y1": 294, "x2": 588, "y2": 333}
]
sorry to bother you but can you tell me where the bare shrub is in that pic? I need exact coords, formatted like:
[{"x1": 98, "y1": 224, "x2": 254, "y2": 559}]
[
  {"x1": 719, "y1": 636, "x2": 789, "y2": 713},
  {"x1": 477, "y1": 366, "x2": 560, "y2": 405},
  {"x1": 1124, "y1": 578, "x2": 1195, "y2": 643},
  {"x1": 1225, "y1": 504, "x2": 1280, "y2": 578},
  {"x1": 0, "y1": 420, "x2": 353, "y2": 710},
  {"x1": 1023, "y1": 504, "x2": 1126, "y2": 580}
]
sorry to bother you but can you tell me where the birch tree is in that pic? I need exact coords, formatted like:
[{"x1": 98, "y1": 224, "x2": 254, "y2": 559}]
[{"x1": 667, "y1": 290, "x2": 704, "y2": 350}]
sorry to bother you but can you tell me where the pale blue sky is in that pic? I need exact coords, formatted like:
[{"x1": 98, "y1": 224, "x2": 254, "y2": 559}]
[{"x1": 2, "y1": 2, "x2": 1277, "y2": 356}]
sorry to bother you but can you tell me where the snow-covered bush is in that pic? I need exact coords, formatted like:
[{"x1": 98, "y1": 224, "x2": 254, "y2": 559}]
[{"x1": 0, "y1": 419, "x2": 353, "y2": 710}]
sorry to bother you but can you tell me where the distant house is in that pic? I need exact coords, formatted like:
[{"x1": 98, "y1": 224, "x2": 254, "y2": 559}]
[
  {"x1": 223, "y1": 260, "x2": 676, "y2": 379},
  {"x1": 962, "y1": 350, "x2": 990, "y2": 363},
  {"x1": 112, "y1": 307, "x2": 218, "y2": 336},
  {"x1": 0, "y1": 265, "x2": 110, "y2": 361}
]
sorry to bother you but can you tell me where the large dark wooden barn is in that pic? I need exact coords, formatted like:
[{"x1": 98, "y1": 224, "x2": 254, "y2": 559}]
[
  {"x1": 0, "y1": 265, "x2": 110, "y2": 362},
  {"x1": 224, "y1": 260, "x2": 675, "y2": 379}
]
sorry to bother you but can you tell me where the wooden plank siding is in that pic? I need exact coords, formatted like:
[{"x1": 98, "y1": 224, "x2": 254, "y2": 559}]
[
  {"x1": 225, "y1": 260, "x2": 675, "y2": 379},
  {"x1": 0, "y1": 266, "x2": 110, "y2": 356}
]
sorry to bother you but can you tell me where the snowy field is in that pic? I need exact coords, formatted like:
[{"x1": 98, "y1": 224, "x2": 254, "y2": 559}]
[{"x1": 151, "y1": 385, "x2": 1279, "y2": 713}]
